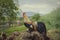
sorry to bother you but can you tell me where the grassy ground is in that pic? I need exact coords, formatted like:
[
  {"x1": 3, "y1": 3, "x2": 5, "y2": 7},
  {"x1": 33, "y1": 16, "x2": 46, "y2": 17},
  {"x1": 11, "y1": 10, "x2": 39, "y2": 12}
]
[
  {"x1": 0, "y1": 25, "x2": 60, "y2": 40},
  {"x1": 0, "y1": 25, "x2": 27, "y2": 35}
]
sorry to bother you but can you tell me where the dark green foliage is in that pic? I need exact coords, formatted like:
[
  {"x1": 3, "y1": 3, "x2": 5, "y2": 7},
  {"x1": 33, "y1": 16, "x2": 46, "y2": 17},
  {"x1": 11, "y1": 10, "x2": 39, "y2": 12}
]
[{"x1": 0, "y1": 0, "x2": 18, "y2": 21}]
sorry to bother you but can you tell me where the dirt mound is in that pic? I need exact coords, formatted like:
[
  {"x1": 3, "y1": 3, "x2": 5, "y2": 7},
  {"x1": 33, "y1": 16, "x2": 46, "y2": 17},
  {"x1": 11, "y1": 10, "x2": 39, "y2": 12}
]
[
  {"x1": 22, "y1": 31, "x2": 44, "y2": 40},
  {"x1": 3, "y1": 31, "x2": 46, "y2": 40},
  {"x1": 47, "y1": 29, "x2": 60, "y2": 40}
]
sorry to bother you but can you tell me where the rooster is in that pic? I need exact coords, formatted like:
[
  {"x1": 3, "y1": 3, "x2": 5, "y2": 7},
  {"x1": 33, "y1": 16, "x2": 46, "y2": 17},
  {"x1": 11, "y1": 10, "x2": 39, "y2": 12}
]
[{"x1": 23, "y1": 12, "x2": 46, "y2": 36}]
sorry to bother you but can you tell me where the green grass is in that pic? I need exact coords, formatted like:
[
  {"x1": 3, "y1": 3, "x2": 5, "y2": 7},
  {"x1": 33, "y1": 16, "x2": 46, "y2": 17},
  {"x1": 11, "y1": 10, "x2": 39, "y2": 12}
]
[{"x1": 0, "y1": 25, "x2": 27, "y2": 35}]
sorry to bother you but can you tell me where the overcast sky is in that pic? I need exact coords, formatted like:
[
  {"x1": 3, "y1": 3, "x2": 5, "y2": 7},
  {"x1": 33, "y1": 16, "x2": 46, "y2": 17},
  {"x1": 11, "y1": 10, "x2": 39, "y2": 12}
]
[{"x1": 14, "y1": 0, "x2": 60, "y2": 15}]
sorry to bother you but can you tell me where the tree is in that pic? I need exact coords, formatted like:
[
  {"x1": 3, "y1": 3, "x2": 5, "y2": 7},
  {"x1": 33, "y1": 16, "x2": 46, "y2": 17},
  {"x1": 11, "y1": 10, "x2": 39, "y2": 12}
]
[
  {"x1": 0, "y1": 0, "x2": 18, "y2": 21},
  {"x1": 0, "y1": 0, "x2": 18, "y2": 26}
]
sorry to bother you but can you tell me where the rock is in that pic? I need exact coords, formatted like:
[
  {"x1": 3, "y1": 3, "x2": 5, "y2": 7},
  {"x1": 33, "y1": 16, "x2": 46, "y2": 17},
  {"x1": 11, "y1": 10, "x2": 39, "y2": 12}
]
[
  {"x1": 7, "y1": 34, "x2": 15, "y2": 40},
  {"x1": 22, "y1": 31, "x2": 45, "y2": 40},
  {"x1": 12, "y1": 31, "x2": 20, "y2": 36}
]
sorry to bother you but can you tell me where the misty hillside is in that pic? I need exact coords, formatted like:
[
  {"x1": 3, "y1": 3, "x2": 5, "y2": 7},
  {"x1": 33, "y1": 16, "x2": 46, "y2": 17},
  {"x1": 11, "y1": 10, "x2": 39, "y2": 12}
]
[{"x1": 40, "y1": 8, "x2": 60, "y2": 30}]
